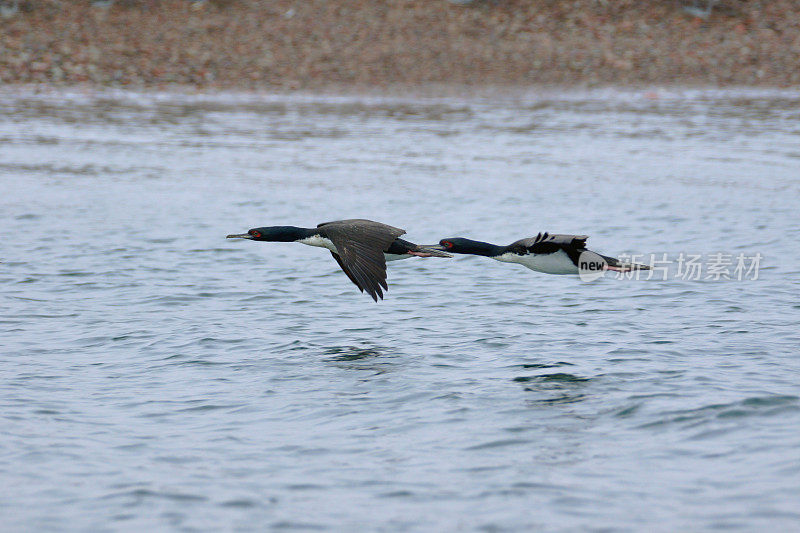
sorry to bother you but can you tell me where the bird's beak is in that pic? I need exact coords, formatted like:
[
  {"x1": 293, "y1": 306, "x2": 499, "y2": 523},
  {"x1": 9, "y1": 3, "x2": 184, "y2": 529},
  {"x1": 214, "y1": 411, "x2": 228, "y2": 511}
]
[
  {"x1": 226, "y1": 233, "x2": 254, "y2": 239},
  {"x1": 423, "y1": 244, "x2": 448, "y2": 251}
]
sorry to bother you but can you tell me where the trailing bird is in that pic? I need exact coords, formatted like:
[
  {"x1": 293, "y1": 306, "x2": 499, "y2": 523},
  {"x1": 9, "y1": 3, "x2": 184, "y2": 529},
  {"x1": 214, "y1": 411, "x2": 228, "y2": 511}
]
[
  {"x1": 227, "y1": 219, "x2": 451, "y2": 301},
  {"x1": 432, "y1": 232, "x2": 650, "y2": 275}
]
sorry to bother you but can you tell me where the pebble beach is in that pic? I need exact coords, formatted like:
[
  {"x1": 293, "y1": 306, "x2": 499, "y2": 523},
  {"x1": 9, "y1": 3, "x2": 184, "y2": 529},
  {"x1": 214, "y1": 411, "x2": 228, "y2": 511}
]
[{"x1": 2, "y1": 0, "x2": 799, "y2": 91}]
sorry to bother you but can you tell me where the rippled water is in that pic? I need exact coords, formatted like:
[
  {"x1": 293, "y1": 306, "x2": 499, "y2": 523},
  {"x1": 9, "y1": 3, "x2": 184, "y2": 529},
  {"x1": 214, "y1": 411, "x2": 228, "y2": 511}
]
[{"x1": 2, "y1": 88, "x2": 800, "y2": 531}]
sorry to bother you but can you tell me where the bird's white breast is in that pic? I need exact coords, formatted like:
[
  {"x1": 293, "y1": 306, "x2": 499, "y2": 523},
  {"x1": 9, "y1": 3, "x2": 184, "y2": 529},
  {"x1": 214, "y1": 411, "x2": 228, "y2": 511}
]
[
  {"x1": 297, "y1": 235, "x2": 337, "y2": 252},
  {"x1": 495, "y1": 249, "x2": 578, "y2": 275},
  {"x1": 298, "y1": 236, "x2": 409, "y2": 261}
]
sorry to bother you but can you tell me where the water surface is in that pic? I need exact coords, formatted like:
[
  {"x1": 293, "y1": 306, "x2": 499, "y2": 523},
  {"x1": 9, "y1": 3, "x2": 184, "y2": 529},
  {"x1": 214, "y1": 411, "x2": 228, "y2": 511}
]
[{"x1": 2, "y1": 88, "x2": 800, "y2": 531}]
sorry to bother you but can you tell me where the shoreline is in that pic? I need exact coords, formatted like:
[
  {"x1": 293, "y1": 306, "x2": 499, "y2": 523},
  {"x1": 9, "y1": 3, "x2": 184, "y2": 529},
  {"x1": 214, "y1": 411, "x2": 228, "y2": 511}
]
[
  {"x1": 1, "y1": 0, "x2": 799, "y2": 90},
  {"x1": 4, "y1": 83, "x2": 800, "y2": 105}
]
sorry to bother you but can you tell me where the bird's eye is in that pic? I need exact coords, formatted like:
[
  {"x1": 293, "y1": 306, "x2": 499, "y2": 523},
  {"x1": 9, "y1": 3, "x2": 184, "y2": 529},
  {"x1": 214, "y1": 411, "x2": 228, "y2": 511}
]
[
  {"x1": 250, "y1": 230, "x2": 261, "y2": 238},
  {"x1": 442, "y1": 241, "x2": 453, "y2": 248}
]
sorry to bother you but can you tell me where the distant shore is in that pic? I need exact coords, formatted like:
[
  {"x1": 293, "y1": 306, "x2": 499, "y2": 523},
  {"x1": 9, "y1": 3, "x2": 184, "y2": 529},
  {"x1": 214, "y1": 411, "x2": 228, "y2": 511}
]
[{"x1": 1, "y1": 0, "x2": 799, "y2": 90}]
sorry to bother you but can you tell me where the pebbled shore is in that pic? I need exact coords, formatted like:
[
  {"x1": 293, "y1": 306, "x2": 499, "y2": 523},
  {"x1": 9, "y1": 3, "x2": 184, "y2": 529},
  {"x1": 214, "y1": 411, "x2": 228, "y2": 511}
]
[{"x1": 1, "y1": 0, "x2": 799, "y2": 90}]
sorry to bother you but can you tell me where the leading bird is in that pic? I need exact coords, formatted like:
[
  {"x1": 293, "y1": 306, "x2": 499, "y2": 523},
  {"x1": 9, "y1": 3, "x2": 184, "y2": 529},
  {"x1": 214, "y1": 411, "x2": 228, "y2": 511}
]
[{"x1": 227, "y1": 219, "x2": 450, "y2": 301}]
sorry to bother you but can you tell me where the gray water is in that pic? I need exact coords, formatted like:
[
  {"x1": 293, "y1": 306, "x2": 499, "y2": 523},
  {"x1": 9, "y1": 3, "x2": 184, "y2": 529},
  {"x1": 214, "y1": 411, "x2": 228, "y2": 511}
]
[{"x1": 2, "y1": 88, "x2": 800, "y2": 532}]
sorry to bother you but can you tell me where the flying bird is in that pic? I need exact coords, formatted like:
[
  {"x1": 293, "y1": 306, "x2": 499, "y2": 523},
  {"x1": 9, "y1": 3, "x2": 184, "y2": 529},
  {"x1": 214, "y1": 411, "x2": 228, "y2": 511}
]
[
  {"x1": 433, "y1": 232, "x2": 650, "y2": 275},
  {"x1": 227, "y1": 219, "x2": 451, "y2": 301}
]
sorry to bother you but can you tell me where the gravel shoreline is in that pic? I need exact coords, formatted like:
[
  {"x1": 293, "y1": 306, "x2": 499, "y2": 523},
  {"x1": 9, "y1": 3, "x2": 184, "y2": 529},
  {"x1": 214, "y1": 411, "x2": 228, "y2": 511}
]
[{"x1": 1, "y1": 0, "x2": 799, "y2": 90}]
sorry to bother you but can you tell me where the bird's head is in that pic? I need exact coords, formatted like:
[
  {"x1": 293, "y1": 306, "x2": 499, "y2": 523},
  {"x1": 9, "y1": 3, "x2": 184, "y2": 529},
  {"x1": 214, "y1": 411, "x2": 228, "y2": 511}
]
[
  {"x1": 432, "y1": 238, "x2": 500, "y2": 257},
  {"x1": 436, "y1": 238, "x2": 472, "y2": 253},
  {"x1": 226, "y1": 226, "x2": 307, "y2": 242}
]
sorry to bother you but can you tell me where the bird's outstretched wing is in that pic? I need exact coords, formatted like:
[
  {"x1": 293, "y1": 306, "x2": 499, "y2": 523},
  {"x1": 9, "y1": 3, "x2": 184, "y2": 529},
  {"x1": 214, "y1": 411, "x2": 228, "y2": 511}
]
[
  {"x1": 318, "y1": 220, "x2": 406, "y2": 301},
  {"x1": 511, "y1": 232, "x2": 589, "y2": 263}
]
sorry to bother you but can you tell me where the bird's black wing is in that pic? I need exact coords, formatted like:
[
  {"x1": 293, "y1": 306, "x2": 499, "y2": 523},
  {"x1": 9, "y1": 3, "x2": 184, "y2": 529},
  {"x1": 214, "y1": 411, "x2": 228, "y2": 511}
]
[
  {"x1": 512, "y1": 232, "x2": 589, "y2": 263},
  {"x1": 318, "y1": 220, "x2": 406, "y2": 301},
  {"x1": 330, "y1": 251, "x2": 364, "y2": 293}
]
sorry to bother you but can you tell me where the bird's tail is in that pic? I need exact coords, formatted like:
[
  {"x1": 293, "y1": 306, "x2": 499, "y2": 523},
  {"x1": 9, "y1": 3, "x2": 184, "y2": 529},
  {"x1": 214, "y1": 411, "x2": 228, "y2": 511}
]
[
  {"x1": 412, "y1": 246, "x2": 453, "y2": 258},
  {"x1": 600, "y1": 254, "x2": 651, "y2": 272}
]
